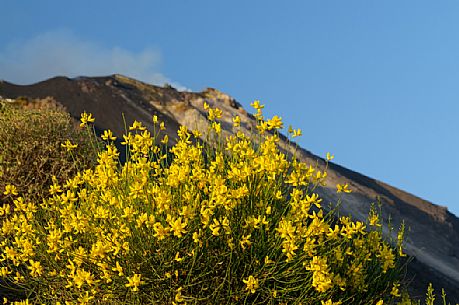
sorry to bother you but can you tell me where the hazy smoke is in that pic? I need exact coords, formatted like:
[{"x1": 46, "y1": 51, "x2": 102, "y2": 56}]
[{"x1": 0, "y1": 29, "x2": 187, "y2": 90}]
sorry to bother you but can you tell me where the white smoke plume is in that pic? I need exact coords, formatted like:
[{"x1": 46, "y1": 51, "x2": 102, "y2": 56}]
[{"x1": 0, "y1": 29, "x2": 187, "y2": 91}]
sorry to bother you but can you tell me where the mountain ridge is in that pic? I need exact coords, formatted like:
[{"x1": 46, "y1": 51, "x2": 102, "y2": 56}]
[{"x1": 1, "y1": 74, "x2": 458, "y2": 301}]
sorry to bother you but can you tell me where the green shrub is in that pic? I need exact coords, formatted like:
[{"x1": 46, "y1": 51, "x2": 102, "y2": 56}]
[
  {"x1": 0, "y1": 101, "x2": 99, "y2": 204},
  {"x1": 0, "y1": 102, "x2": 407, "y2": 304}
]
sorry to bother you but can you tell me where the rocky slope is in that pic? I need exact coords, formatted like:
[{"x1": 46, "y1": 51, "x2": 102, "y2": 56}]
[{"x1": 1, "y1": 75, "x2": 458, "y2": 301}]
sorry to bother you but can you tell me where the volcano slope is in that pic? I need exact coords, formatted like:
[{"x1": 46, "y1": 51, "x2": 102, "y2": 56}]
[{"x1": 1, "y1": 74, "x2": 458, "y2": 301}]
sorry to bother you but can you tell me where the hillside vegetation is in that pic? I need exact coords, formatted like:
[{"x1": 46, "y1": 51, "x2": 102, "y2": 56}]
[
  {"x1": 0, "y1": 98, "x2": 456, "y2": 304},
  {"x1": 0, "y1": 98, "x2": 99, "y2": 203}
]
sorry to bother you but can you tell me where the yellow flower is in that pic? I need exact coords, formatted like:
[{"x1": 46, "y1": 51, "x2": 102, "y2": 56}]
[
  {"x1": 153, "y1": 222, "x2": 170, "y2": 240},
  {"x1": 121, "y1": 206, "x2": 136, "y2": 219},
  {"x1": 266, "y1": 205, "x2": 273, "y2": 214},
  {"x1": 274, "y1": 190, "x2": 283, "y2": 200},
  {"x1": 336, "y1": 183, "x2": 352, "y2": 193},
  {"x1": 192, "y1": 129, "x2": 202, "y2": 138},
  {"x1": 61, "y1": 140, "x2": 78, "y2": 151},
  {"x1": 251, "y1": 100, "x2": 264, "y2": 110},
  {"x1": 208, "y1": 107, "x2": 223, "y2": 121},
  {"x1": 160, "y1": 134, "x2": 169, "y2": 144},
  {"x1": 267, "y1": 115, "x2": 283, "y2": 130},
  {"x1": 49, "y1": 180, "x2": 62, "y2": 195},
  {"x1": 240, "y1": 234, "x2": 252, "y2": 250},
  {"x1": 282, "y1": 239, "x2": 298, "y2": 261},
  {"x1": 27, "y1": 259, "x2": 43, "y2": 277},
  {"x1": 264, "y1": 256, "x2": 274, "y2": 264},
  {"x1": 390, "y1": 283, "x2": 401, "y2": 297},
  {"x1": 378, "y1": 244, "x2": 395, "y2": 273},
  {"x1": 306, "y1": 256, "x2": 333, "y2": 292},
  {"x1": 76, "y1": 266, "x2": 94, "y2": 284},
  {"x1": 129, "y1": 120, "x2": 146, "y2": 131},
  {"x1": 169, "y1": 217, "x2": 187, "y2": 238},
  {"x1": 0, "y1": 267, "x2": 11, "y2": 279},
  {"x1": 90, "y1": 241, "x2": 110, "y2": 259},
  {"x1": 276, "y1": 219, "x2": 295, "y2": 239},
  {"x1": 175, "y1": 287, "x2": 185, "y2": 303},
  {"x1": 79, "y1": 111, "x2": 95, "y2": 127},
  {"x1": 326, "y1": 152, "x2": 334, "y2": 161},
  {"x1": 101, "y1": 129, "x2": 116, "y2": 141},
  {"x1": 292, "y1": 128, "x2": 302, "y2": 138},
  {"x1": 136, "y1": 212, "x2": 149, "y2": 228},
  {"x1": 376, "y1": 300, "x2": 384, "y2": 305},
  {"x1": 13, "y1": 271, "x2": 25, "y2": 283},
  {"x1": 243, "y1": 275, "x2": 259, "y2": 294},
  {"x1": 192, "y1": 231, "x2": 200, "y2": 244},
  {"x1": 152, "y1": 114, "x2": 158, "y2": 123},
  {"x1": 212, "y1": 122, "x2": 221, "y2": 134},
  {"x1": 368, "y1": 210, "x2": 381, "y2": 227},
  {"x1": 174, "y1": 252, "x2": 184, "y2": 262},
  {"x1": 232, "y1": 115, "x2": 241, "y2": 127},
  {"x1": 112, "y1": 261, "x2": 124, "y2": 276},
  {"x1": 125, "y1": 273, "x2": 144, "y2": 292},
  {"x1": 209, "y1": 218, "x2": 221, "y2": 236},
  {"x1": 3, "y1": 184, "x2": 18, "y2": 196}
]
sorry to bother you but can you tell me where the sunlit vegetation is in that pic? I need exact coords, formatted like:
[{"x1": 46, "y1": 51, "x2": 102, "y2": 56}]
[{"x1": 0, "y1": 98, "x2": 456, "y2": 304}]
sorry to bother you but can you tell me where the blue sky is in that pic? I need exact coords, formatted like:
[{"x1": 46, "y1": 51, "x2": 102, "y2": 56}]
[{"x1": 1, "y1": 1, "x2": 459, "y2": 216}]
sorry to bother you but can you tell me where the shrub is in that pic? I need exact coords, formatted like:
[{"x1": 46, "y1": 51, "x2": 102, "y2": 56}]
[
  {"x1": 0, "y1": 100, "x2": 99, "y2": 203},
  {"x1": 0, "y1": 102, "x2": 407, "y2": 304}
]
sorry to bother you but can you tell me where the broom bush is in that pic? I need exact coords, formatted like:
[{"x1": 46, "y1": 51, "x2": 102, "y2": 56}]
[{"x1": 0, "y1": 100, "x2": 426, "y2": 304}]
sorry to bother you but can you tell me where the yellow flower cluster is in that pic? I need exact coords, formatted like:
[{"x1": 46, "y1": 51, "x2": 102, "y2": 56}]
[
  {"x1": 79, "y1": 111, "x2": 95, "y2": 128},
  {"x1": 0, "y1": 104, "x2": 405, "y2": 304}
]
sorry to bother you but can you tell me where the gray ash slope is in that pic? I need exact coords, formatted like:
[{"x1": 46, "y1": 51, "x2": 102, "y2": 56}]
[{"x1": 1, "y1": 75, "x2": 458, "y2": 301}]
